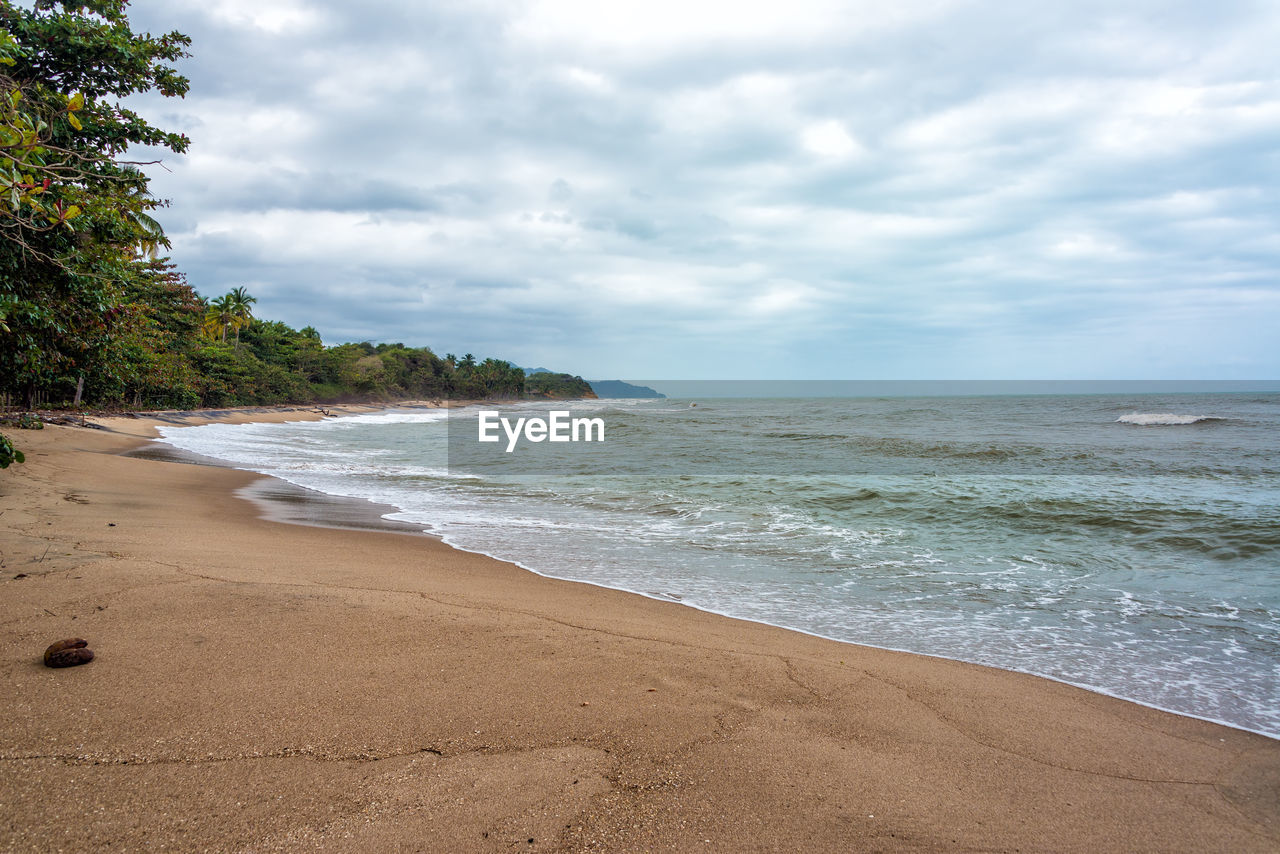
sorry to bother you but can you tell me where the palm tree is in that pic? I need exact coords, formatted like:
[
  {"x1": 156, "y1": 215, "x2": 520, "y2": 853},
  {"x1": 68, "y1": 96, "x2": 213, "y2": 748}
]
[
  {"x1": 226, "y1": 286, "x2": 257, "y2": 349},
  {"x1": 130, "y1": 208, "x2": 170, "y2": 260},
  {"x1": 203, "y1": 295, "x2": 234, "y2": 342},
  {"x1": 116, "y1": 166, "x2": 172, "y2": 259}
]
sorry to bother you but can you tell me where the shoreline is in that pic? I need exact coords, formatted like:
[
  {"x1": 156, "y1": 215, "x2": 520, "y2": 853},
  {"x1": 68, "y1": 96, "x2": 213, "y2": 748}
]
[
  {"x1": 152, "y1": 403, "x2": 1280, "y2": 743},
  {"x1": 2, "y1": 406, "x2": 1278, "y2": 851}
]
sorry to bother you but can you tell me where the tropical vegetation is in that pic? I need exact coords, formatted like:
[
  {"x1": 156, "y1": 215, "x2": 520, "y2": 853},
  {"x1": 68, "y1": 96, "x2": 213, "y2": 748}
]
[
  {"x1": 525, "y1": 372, "x2": 595, "y2": 399},
  {"x1": 4, "y1": 272, "x2": 593, "y2": 409},
  {"x1": 0, "y1": 1, "x2": 592, "y2": 438}
]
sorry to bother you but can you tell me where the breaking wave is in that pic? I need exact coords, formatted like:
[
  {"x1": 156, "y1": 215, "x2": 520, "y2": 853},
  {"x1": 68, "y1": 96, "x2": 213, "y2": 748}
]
[{"x1": 1116, "y1": 413, "x2": 1223, "y2": 426}]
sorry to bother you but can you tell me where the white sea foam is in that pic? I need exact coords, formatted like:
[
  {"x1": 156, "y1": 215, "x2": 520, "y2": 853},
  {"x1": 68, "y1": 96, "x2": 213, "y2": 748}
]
[
  {"x1": 324, "y1": 410, "x2": 449, "y2": 426},
  {"x1": 1116, "y1": 413, "x2": 1221, "y2": 426}
]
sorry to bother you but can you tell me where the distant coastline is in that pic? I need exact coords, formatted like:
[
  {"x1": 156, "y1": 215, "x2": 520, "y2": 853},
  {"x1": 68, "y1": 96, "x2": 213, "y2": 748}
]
[
  {"x1": 625, "y1": 379, "x2": 1280, "y2": 399},
  {"x1": 587, "y1": 379, "x2": 665, "y2": 399}
]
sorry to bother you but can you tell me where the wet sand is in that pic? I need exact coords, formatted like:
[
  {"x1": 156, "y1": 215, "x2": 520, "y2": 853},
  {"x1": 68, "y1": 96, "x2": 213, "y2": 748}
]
[{"x1": 1, "y1": 406, "x2": 1277, "y2": 852}]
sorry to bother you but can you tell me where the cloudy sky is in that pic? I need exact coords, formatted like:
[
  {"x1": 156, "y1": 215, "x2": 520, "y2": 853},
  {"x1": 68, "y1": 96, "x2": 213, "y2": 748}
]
[{"x1": 124, "y1": 0, "x2": 1280, "y2": 379}]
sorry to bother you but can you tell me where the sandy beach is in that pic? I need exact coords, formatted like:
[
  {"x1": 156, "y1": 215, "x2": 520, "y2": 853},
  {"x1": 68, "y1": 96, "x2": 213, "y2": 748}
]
[{"x1": 1, "y1": 408, "x2": 1277, "y2": 853}]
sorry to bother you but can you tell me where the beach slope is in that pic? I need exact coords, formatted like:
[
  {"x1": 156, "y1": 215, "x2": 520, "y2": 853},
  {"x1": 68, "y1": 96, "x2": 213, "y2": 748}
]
[{"x1": 1, "y1": 412, "x2": 1277, "y2": 852}]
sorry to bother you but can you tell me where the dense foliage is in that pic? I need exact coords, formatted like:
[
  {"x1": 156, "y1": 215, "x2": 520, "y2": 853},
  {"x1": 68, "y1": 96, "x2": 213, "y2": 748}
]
[
  {"x1": 0, "y1": 2, "x2": 592, "y2": 417},
  {"x1": 525, "y1": 372, "x2": 595, "y2": 399},
  {"x1": 0, "y1": 429, "x2": 21, "y2": 467},
  {"x1": 6, "y1": 272, "x2": 595, "y2": 407},
  {"x1": 0, "y1": 0, "x2": 190, "y2": 408}
]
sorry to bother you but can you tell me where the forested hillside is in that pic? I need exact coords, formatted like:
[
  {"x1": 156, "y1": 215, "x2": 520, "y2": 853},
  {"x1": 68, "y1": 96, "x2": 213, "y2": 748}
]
[
  {"x1": 0, "y1": 2, "x2": 589, "y2": 417},
  {"x1": 4, "y1": 258, "x2": 577, "y2": 408}
]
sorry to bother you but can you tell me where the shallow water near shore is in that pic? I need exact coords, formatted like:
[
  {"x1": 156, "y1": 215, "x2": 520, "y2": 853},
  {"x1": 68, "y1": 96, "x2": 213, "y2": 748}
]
[{"x1": 155, "y1": 391, "x2": 1280, "y2": 738}]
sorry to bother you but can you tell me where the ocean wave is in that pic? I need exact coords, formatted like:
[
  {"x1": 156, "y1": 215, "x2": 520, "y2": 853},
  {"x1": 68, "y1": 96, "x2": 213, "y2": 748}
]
[
  {"x1": 329, "y1": 410, "x2": 449, "y2": 426},
  {"x1": 1116, "y1": 413, "x2": 1223, "y2": 426}
]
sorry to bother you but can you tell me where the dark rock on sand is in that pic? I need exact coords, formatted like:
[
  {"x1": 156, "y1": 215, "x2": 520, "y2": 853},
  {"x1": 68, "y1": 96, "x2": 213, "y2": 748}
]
[{"x1": 44, "y1": 638, "x2": 94, "y2": 668}]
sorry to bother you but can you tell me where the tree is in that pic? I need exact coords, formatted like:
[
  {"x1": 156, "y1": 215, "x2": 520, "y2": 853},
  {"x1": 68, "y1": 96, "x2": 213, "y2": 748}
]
[
  {"x1": 0, "y1": 3, "x2": 188, "y2": 257},
  {"x1": 85, "y1": 259, "x2": 203, "y2": 407},
  {"x1": 0, "y1": 0, "x2": 190, "y2": 407},
  {"x1": 474, "y1": 357, "x2": 523, "y2": 398},
  {"x1": 203, "y1": 293, "x2": 233, "y2": 342},
  {"x1": 524, "y1": 371, "x2": 594, "y2": 399},
  {"x1": 226, "y1": 285, "x2": 255, "y2": 348},
  {"x1": 0, "y1": 29, "x2": 88, "y2": 249}
]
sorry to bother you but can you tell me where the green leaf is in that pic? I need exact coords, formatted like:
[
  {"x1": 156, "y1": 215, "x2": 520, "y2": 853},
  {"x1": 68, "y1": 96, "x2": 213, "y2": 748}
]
[{"x1": 63, "y1": 204, "x2": 82, "y2": 220}]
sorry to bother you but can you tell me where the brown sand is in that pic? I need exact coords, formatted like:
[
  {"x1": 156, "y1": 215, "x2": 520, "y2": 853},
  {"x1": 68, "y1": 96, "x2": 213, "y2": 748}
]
[{"x1": 1, "y1": 408, "x2": 1277, "y2": 852}]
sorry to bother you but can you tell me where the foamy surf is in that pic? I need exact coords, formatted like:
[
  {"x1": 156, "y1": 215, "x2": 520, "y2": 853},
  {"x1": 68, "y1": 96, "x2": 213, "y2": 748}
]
[{"x1": 1116, "y1": 413, "x2": 1222, "y2": 426}]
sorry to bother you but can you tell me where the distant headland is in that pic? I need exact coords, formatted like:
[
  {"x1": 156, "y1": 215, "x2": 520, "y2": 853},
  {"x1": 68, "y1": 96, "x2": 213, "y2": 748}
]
[
  {"x1": 588, "y1": 380, "x2": 666, "y2": 399},
  {"x1": 520, "y1": 369, "x2": 664, "y2": 399}
]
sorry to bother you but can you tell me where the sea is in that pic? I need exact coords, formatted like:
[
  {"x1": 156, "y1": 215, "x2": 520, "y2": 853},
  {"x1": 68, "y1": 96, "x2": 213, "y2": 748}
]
[{"x1": 154, "y1": 385, "x2": 1280, "y2": 739}]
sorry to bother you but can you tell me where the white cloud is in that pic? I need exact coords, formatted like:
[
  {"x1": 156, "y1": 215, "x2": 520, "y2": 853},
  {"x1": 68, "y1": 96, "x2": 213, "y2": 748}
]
[
  {"x1": 123, "y1": 0, "x2": 1280, "y2": 378},
  {"x1": 175, "y1": 0, "x2": 325, "y2": 33},
  {"x1": 513, "y1": 0, "x2": 912, "y2": 52},
  {"x1": 1047, "y1": 233, "x2": 1132, "y2": 261},
  {"x1": 801, "y1": 120, "x2": 862, "y2": 159},
  {"x1": 558, "y1": 66, "x2": 614, "y2": 93}
]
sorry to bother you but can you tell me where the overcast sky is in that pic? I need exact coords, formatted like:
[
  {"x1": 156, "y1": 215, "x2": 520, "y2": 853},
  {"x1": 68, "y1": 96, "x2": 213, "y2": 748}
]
[{"x1": 124, "y1": 0, "x2": 1280, "y2": 379}]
